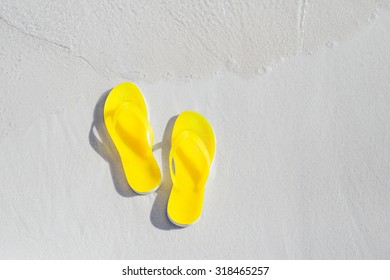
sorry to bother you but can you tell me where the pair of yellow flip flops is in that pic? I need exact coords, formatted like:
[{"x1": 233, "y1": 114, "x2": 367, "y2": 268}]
[{"x1": 103, "y1": 82, "x2": 216, "y2": 227}]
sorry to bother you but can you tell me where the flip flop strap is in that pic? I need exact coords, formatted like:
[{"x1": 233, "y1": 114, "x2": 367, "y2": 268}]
[
  {"x1": 112, "y1": 101, "x2": 154, "y2": 150},
  {"x1": 169, "y1": 130, "x2": 211, "y2": 187}
]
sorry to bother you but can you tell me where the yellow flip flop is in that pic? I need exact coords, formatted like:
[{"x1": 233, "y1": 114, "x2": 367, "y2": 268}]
[
  {"x1": 103, "y1": 82, "x2": 161, "y2": 194},
  {"x1": 167, "y1": 111, "x2": 216, "y2": 226}
]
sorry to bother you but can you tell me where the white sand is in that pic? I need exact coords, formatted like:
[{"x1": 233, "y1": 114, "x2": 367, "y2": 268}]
[
  {"x1": 0, "y1": 0, "x2": 388, "y2": 81},
  {"x1": 1, "y1": 1, "x2": 390, "y2": 259}
]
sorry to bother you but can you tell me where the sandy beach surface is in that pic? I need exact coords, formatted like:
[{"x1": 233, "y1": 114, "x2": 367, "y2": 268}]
[{"x1": 1, "y1": 1, "x2": 390, "y2": 259}]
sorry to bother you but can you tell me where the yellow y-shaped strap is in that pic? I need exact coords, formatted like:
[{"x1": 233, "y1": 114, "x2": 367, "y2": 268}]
[
  {"x1": 169, "y1": 130, "x2": 211, "y2": 189},
  {"x1": 112, "y1": 101, "x2": 154, "y2": 154}
]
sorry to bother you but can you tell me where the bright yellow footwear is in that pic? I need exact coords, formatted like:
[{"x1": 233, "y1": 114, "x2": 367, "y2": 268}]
[
  {"x1": 167, "y1": 111, "x2": 216, "y2": 226},
  {"x1": 103, "y1": 82, "x2": 161, "y2": 194}
]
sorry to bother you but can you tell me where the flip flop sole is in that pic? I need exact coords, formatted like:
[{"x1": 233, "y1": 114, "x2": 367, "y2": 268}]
[
  {"x1": 167, "y1": 111, "x2": 216, "y2": 226},
  {"x1": 104, "y1": 82, "x2": 161, "y2": 194}
]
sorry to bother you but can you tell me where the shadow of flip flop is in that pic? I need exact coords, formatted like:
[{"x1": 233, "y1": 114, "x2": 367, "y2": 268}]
[
  {"x1": 150, "y1": 115, "x2": 182, "y2": 230},
  {"x1": 89, "y1": 89, "x2": 137, "y2": 197}
]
